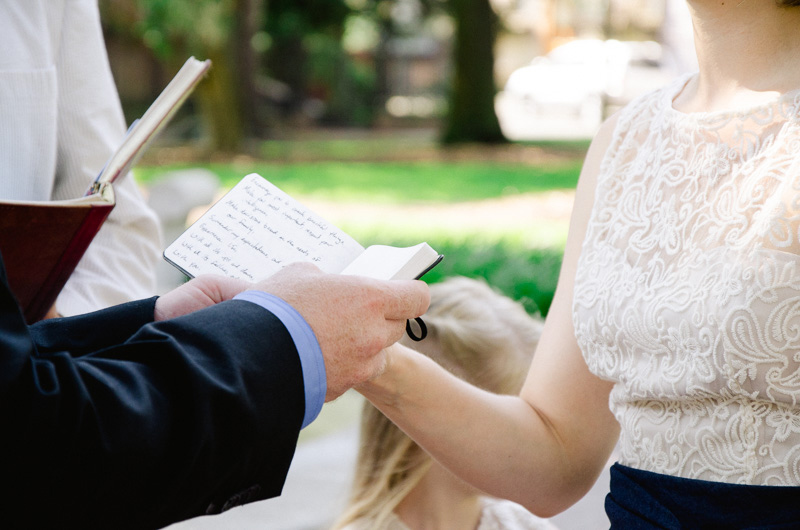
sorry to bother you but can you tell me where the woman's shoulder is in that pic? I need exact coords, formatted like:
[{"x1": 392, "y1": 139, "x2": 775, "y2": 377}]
[
  {"x1": 478, "y1": 497, "x2": 560, "y2": 530},
  {"x1": 587, "y1": 73, "x2": 694, "y2": 182}
]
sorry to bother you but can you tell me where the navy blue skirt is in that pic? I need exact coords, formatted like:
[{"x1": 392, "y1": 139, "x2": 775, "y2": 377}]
[{"x1": 606, "y1": 463, "x2": 800, "y2": 529}]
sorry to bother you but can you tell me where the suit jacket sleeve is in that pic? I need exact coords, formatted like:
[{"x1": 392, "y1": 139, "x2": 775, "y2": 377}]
[{"x1": 0, "y1": 257, "x2": 306, "y2": 529}]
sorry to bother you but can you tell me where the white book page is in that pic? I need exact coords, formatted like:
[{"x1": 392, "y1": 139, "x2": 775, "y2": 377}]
[
  {"x1": 341, "y1": 242, "x2": 439, "y2": 280},
  {"x1": 94, "y1": 57, "x2": 211, "y2": 188},
  {"x1": 164, "y1": 173, "x2": 364, "y2": 281}
]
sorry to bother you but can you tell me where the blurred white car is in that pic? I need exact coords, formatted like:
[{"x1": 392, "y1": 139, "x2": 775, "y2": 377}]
[{"x1": 501, "y1": 39, "x2": 673, "y2": 127}]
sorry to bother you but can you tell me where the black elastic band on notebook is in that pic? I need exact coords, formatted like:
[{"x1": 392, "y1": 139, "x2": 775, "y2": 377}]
[{"x1": 405, "y1": 317, "x2": 427, "y2": 341}]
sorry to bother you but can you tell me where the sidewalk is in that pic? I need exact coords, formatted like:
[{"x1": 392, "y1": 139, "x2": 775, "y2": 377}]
[{"x1": 167, "y1": 393, "x2": 612, "y2": 530}]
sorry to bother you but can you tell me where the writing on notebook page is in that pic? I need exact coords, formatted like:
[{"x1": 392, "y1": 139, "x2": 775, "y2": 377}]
[{"x1": 169, "y1": 175, "x2": 363, "y2": 281}]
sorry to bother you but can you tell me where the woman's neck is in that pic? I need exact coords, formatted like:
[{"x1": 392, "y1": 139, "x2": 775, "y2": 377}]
[
  {"x1": 394, "y1": 464, "x2": 483, "y2": 530},
  {"x1": 678, "y1": 1, "x2": 800, "y2": 112}
]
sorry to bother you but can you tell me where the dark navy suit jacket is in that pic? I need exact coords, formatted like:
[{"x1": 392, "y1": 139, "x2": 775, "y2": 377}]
[{"x1": 0, "y1": 253, "x2": 306, "y2": 529}]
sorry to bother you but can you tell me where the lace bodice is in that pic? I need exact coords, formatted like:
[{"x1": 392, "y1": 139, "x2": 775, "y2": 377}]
[{"x1": 573, "y1": 75, "x2": 800, "y2": 485}]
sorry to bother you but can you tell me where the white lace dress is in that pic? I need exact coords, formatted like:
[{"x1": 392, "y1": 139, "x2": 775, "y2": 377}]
[{"x1": 573, "y1": 74, "x2": 800, "y2": 485}]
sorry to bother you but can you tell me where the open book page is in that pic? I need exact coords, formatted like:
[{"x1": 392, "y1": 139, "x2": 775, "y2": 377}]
[
  {"x1": 164, "y1": 173, "x2": 365, "y2": 281},
  {"x1": 341, "y1": 243, "x2": 441, "y2": 280},
  {"x1": 3, "y1": 181, "x2": 115, "y2": 207},
  {"x1": 0, "y1": 189, "x2": 112, "y2": 207},
  {"x1": 89, "y1": 57, "x2": 211, "y2": 193}
]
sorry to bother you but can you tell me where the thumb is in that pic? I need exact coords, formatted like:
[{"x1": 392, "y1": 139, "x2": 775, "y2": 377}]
[{"x1": 380, "y1": 280, "x2": 431, "y2": 321}]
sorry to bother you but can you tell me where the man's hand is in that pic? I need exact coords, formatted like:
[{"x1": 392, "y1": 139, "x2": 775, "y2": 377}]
[
  {"x1": 43, "y1": 304, "x2": 62, "y2": 320},
  {"x1": 254, "y1": 263, "x2": 430, "y2": 401},
  {"x1": 154, "y1": 275, "x2": 251, "y2": 321},
  {"x1": 154, "y1": 264, "x2": 430, "y2": 401}
]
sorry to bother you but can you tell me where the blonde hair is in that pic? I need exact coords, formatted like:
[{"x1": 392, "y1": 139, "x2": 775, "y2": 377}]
[{"x1": 332, "y1": 276, "x2": 543, "y2": 530}]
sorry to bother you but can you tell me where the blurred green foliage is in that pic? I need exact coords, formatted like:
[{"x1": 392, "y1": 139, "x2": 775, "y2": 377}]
[
  {"x1": 265, "y1": 0, "x2": 351, "y2": 37},
  {"x1": 109, "y1": 0, "x2": 507, "y2": 145},
  {"x1": 304, "y1": 34, "x2": 377, "y2": 126},
  {"x1": 135, "y1": 0, "x2": 235, "y2": 59}
]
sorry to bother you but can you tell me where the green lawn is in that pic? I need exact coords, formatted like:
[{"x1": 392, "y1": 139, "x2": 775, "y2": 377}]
[{"x1": 136, "y1": 159, "x2": 582, "y2": 204}]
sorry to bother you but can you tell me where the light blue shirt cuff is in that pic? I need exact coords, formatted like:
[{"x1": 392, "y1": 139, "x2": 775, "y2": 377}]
[{"x1": 233, "y1": 290, "x2": 326, "y2": 429}]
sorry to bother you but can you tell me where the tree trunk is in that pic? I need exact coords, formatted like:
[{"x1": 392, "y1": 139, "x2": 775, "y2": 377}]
[
  {"x1": 268, "y1": 34, "x2": 307, "y2": 120},
  {"x1": 441, "y1": 0, "x2": 506, "y2": 144},
  {"x1": 194, "y1": 47, "x2": 243, "y2": 153},
  {"x1": 235, "y1": 0, "x2": 264, "y2": 137},
  {"x1": 372, "y1": 19, "x2": 393, "y2": 121}
]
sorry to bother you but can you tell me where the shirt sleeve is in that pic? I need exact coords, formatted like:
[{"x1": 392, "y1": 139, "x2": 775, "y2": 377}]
[
  {"x1": 233, "y1": 290, "x2": 327, "y2": 428},
  {"x1": 52, "y1": 0, "x2": 161, "y2": 315}
]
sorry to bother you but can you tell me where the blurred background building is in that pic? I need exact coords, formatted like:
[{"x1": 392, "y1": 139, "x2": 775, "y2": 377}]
[{"x1": 100, "y1": 0, "x2": 695, "y2": 148}]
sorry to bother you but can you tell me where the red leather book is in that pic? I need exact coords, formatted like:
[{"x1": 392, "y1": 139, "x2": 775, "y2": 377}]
[{"x1": 0, "y1": 183, "x2": 115, "y2": 323}]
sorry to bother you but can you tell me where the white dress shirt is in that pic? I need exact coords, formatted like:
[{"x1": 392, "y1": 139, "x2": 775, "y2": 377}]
[{"x1": 0, "y1": 0, "x2": 161, "y2": 315}]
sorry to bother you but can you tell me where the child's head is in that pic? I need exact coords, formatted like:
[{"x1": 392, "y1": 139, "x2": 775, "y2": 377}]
[{"x1": 334, "y1": 276, "x2": 543, "y2": 529}]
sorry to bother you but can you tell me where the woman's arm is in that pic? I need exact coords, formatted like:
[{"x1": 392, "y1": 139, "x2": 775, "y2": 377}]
[{"x1": 358, "y1": 115, "x2": 621, "y2": 517}]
